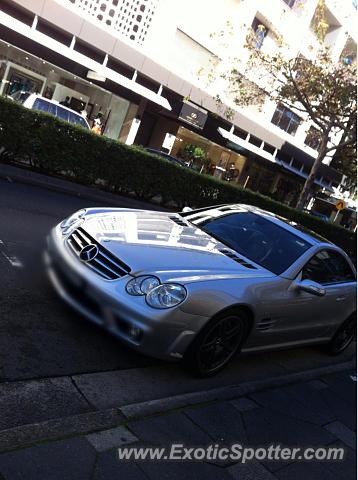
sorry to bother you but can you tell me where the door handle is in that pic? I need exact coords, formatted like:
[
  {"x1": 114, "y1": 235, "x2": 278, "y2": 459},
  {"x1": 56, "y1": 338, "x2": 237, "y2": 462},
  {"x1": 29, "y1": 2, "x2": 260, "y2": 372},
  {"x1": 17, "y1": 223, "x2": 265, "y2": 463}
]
[{"x1": 336, "y1": 296, "x2": 346, "y2": 302}]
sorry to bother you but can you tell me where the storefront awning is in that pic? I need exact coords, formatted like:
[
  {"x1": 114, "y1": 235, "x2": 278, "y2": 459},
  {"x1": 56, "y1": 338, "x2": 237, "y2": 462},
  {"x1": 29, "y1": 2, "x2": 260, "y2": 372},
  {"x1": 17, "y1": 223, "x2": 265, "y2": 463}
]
[
  {"x1": 217, "y1": 127, "x2": 279, "y2": 163},
  {"x1": 218, "y1": 127, "x2": 335, "y2": 192},
  {"x1": 0, "y1": 11, "x2": 172, "y2": 111}
]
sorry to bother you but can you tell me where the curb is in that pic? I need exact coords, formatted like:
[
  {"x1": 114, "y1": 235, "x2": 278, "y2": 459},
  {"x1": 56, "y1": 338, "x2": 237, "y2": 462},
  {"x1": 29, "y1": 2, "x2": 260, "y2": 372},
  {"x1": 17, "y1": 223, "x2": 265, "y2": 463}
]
[
  {"x1": 0, "y1": 360, "x2": 355, "y2": 453},
  {"x1": 0, "y1": 163, "x2": 167, "y2": 211},
  {"x1": 118, "y1": 359, "x2": 356, "y2": 419}
]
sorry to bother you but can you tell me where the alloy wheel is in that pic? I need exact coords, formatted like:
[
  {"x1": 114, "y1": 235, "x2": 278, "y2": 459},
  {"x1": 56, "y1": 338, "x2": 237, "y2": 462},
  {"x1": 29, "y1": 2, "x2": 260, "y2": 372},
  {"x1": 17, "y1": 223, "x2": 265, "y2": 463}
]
[{"x1": 197, "y1": 315, "x2": 244, "y2": 374}]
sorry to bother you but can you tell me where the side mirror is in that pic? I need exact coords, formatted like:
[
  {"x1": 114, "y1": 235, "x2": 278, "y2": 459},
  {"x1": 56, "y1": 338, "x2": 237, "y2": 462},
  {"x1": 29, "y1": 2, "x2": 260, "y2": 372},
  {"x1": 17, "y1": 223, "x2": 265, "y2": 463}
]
[
  {"x1": 182, "y1": 206, "x2": 193, "y2": 213},
  {"x1": 296, "y1": 279, "x2": 326, "y2": 297}
]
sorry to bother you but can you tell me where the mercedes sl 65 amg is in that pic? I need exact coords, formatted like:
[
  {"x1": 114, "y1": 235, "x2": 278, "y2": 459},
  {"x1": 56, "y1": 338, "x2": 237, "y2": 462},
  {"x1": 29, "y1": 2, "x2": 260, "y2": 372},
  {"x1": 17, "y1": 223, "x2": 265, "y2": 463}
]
[{"x1": 45, "y1": 204, "x2": 356, "y2": 376}]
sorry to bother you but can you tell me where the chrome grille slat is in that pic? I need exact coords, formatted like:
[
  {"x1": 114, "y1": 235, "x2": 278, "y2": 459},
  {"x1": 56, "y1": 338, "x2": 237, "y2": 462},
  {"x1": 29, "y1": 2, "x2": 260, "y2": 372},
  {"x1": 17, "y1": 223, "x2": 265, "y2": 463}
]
[
  {"x1": 67, "y1": 227, "x2": 131, "y2": 280},
  {"x1": 71, "y1": 232, "x2": 85, "y2": 249},
  {"x1": 84, "y1": 261, "x2": 114, "y2": 280},
  {"x1": 92, "y1": 256, "x2": 123, "y2": 278}
]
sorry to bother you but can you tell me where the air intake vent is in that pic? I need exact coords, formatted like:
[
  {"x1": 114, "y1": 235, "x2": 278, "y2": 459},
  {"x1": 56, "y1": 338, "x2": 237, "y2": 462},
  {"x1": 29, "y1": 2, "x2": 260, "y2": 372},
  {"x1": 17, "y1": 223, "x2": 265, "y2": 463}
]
[
  {"x1": 257, "y1": 318, "x2": 276, "y2": 331},
  {"x1": 170, "y1": 216, "x2": 189, "y2": 227},
  {"x1": 219, "y1": 249, "x2": 257, "y2": 269}
]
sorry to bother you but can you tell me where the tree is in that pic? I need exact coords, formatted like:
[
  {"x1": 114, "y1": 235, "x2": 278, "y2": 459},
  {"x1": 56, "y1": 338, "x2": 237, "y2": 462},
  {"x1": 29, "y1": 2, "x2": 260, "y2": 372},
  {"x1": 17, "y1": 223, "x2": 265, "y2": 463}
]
[
  {"x1": 181, "y1": 143, "x2": 206, "y2": 170},
  {"x1": 204, "y1": 1, "x2": 357, "y2": 209}
]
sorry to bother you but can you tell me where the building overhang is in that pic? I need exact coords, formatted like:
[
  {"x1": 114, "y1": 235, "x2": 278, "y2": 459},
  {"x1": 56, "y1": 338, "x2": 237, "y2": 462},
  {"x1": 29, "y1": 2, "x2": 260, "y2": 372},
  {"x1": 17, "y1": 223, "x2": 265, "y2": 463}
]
[
  {"x1": 218, "y1": 127, "x2": 336, "y2": 192},
  {"x1": 0, "y1": 10, "x2": 172, "y2": 111}
]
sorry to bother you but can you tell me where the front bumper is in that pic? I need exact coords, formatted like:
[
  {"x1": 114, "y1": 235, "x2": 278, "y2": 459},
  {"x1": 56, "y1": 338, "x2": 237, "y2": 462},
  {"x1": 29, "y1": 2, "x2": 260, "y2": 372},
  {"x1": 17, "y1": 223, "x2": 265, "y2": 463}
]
[{"x1": 45, "y1": 226, "x2": 209, "y2": 360}]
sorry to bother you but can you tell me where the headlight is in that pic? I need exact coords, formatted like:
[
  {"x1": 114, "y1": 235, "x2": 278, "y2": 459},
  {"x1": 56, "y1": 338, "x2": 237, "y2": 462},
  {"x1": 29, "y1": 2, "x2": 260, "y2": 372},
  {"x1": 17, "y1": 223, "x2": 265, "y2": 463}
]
[
  {"x1": 60, "y1": 209, "x2": 86, "y2": 235},
  {"x1": 126, "y1": 275, "x2": 160, "y2": 296},
  {"x1": 146, "y1": 284, "x2": 187, "y2": 309}
]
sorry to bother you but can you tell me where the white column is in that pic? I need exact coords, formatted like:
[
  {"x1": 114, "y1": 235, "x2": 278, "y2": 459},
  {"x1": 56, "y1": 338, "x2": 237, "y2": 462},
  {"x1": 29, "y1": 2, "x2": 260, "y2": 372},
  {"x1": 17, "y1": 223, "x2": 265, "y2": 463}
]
[
  {"x1": 0, "y1": 62, "x2": 11, "y2": 96},
  {"x1": 125, "y1": 118, "x2": 141, "y2": 145}
]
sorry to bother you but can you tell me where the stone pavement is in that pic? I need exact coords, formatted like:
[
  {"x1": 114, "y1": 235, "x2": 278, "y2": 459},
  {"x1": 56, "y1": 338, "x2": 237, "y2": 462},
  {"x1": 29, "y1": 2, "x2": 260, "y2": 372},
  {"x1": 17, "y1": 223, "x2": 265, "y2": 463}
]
[{"x1": 0, "y1": 369, "x2": 356, "y2": 479}]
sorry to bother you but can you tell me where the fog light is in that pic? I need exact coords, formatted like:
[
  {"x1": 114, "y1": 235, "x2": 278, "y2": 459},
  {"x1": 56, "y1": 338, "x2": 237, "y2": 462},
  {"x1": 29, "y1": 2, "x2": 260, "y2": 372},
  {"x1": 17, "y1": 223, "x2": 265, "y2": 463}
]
[{"x1": 128, "y1": 325, "x2": 142, "y2": 341}]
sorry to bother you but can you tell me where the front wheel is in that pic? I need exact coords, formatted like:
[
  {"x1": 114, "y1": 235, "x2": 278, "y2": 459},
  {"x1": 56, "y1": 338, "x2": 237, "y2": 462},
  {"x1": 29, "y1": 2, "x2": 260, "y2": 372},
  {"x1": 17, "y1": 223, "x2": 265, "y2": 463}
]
[
  {"x1": 325, "y1": 315, "x2": 356, "y2": 356},
  {"x1": 183, "y1": 310, "x2": 249, "y2": 377}
]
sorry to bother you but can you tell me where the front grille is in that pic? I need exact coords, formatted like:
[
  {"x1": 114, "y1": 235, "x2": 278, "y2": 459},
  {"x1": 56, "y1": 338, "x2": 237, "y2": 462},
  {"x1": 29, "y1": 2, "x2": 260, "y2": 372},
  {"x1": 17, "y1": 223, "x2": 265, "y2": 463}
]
[{"x1": 67, "y1": 227, "x2": 131, "y2": 280}]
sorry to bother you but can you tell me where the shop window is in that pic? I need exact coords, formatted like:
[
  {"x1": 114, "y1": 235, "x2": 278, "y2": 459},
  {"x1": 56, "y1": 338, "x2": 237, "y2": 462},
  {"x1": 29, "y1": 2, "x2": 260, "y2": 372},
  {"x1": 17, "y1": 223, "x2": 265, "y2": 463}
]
[
  {"x1": 251, "y1": 17, "x2": 269, "y2": 49},
  {"x1": 304, "y1": 126, "x2": 321, "y2": 151},
  {"x1": 36, "y1": 19, "x2": 73, "y2": 47},
  {"x1": 271, "y1": 104, "x2": 301, "y2": 135},
  {"x1": 6, "y1": 70, "x2": 42, "y2": 98}
]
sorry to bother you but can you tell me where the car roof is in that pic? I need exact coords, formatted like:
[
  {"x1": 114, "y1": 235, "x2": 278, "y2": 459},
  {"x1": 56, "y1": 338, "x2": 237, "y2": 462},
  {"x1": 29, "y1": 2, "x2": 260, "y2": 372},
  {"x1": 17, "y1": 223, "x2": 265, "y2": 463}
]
[
  {"x1": 145, "y1": 148, "x2": 186, "y2": 166},
  {"x1": 200, "y1": 204, "x2": 332, "y2": 246}
]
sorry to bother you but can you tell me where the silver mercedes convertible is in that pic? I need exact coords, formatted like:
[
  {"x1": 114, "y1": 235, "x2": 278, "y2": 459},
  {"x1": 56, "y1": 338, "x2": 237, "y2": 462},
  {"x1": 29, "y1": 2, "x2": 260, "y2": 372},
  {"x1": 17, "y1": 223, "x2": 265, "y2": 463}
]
[{"x1": 46, "y1": 204, "x2": 356, "y2": 376}]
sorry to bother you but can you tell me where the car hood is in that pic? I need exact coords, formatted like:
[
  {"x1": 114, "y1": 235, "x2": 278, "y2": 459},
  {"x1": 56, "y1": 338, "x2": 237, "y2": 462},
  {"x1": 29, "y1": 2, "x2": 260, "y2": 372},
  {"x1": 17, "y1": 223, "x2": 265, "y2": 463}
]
[{"x1": 80, "y1": 209, "x2": 274, "y2": 282}]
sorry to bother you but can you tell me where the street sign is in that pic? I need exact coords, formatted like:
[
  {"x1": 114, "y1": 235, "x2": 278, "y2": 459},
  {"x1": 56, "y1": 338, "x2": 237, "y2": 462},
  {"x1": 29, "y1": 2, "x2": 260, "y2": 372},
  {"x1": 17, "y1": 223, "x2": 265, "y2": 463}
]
[{"x1": 335, "y1": 200, "x2": 346, "y2": 211}]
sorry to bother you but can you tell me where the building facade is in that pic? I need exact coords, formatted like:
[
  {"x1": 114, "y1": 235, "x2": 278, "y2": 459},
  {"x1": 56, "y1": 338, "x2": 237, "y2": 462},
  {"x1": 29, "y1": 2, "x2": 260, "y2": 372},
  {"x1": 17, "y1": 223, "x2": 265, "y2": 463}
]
[{"x1": 0, "y1": 0, "x2": 356, "y2": 227}]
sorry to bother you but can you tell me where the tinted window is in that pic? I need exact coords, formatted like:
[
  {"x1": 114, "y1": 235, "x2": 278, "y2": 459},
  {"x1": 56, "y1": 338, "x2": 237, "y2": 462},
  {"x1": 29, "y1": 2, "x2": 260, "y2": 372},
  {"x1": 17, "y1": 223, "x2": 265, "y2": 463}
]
[
  {"x1": 56, "y1": 106, "x2": 69, "y2": 122},
  {"x1": 33, "y1": 98, "x2": 50, "y2": 112},
  {"x1": 47, "y1": 103, "x2": 57, "y2": 116},
  {"x1": 302, "y1": 250, "x2": 356, "y2": 285},
  {"x1": 195, "y1": 212, "x2": 311, "y2": 274},
  {"x1": 68, "y1": 111, "x2": 88, "y2": 129},
  {"x1": 271, "y1": 104, "x2": 301, "y2": 135}
]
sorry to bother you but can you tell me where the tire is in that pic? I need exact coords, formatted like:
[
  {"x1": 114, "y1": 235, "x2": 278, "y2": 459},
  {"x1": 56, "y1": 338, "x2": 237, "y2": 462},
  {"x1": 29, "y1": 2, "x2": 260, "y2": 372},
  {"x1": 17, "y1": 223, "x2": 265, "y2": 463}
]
[
  {"x1": 183, "y1": 309, "x2": 249, "y2": 377},
  {"x1": 325, "y1": 314, "x2": 356, "y2": 356}
]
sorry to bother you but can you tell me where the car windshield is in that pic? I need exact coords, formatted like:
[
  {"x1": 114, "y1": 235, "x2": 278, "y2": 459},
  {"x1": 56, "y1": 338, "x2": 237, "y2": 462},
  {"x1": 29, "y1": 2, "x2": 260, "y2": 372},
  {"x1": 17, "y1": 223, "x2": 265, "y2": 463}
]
[{"x1": 188, "y1": 211, "x2": 312, "y2": 275}]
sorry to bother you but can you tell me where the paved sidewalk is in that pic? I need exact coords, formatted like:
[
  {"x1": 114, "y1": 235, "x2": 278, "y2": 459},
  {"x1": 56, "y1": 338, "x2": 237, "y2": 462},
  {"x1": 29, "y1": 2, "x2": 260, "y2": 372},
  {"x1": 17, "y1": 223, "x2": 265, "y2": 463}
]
[{"x1": 0, "y1": 369, "x2": 356, "y2": 479}]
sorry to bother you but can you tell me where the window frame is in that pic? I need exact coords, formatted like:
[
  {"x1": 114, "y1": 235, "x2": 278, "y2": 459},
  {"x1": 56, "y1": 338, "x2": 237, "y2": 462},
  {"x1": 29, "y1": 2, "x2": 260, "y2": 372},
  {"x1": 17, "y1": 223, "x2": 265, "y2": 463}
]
[
  {"x1": 251, "y1": 17, "x2": 269, "y2": 49},
  {"x1": 271, "y1": 104, "x2": 301, "y2": 135}
]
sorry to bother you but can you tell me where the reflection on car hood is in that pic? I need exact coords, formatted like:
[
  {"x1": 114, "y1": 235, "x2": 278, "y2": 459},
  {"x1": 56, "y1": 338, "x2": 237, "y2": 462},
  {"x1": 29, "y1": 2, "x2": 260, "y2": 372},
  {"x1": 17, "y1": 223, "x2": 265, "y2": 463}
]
[{"x1": 80, "y1": 209, "x2": 274, "y2": 282}]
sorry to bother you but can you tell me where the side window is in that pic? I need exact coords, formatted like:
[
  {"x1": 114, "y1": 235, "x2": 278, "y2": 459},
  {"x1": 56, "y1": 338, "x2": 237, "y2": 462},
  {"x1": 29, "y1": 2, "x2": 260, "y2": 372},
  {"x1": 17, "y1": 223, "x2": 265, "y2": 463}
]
[
  {"x1": 47, "y1": 103, "x2": 57, "y2": 116},
  {"x1": 321, "y1": 250, "x2": 356, "y2": 283},
  {"x1": 301, "y1": 252, "x2": 331, "y2": 284},
  {"x1": 32, "y1": 98, "x2": 50, "y2": 112},
  {"x1": 56, "y1": 106, "x2": 69, "y2": 123},
  {"x1": 302, "y1": 250, "x2": 356, "y2": 285},
  {"x1": 68, "y1": 111, "x2": 88, "y2": 129},
  {"x1": 77, "y1": 116, "x2": 89, "y2": 129}
]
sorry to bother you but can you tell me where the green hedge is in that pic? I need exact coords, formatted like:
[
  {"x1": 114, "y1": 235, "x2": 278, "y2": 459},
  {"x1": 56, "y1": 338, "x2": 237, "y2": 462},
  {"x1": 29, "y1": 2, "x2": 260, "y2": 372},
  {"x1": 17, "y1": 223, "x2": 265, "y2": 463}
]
[{"x1": 0, "y1": 96, "x2": 355, "y2": 257}]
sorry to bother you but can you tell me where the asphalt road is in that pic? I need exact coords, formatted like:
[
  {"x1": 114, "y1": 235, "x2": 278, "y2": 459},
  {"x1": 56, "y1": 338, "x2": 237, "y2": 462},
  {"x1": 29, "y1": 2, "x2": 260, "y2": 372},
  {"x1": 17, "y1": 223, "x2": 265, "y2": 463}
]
[
  {"x1": 0, "y1": 177, "x2": 355, "y2": 390},
  {"x1": 0, "y1": 178, "x2": 162, "y2": 382}
]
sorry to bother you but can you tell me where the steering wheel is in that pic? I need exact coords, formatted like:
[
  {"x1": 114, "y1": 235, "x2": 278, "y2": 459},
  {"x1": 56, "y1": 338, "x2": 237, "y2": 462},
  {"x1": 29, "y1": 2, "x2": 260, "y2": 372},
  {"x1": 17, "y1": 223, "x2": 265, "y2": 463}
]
[{"x1": 243, "y1": 229, "x2": 274, "y2": 263}]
